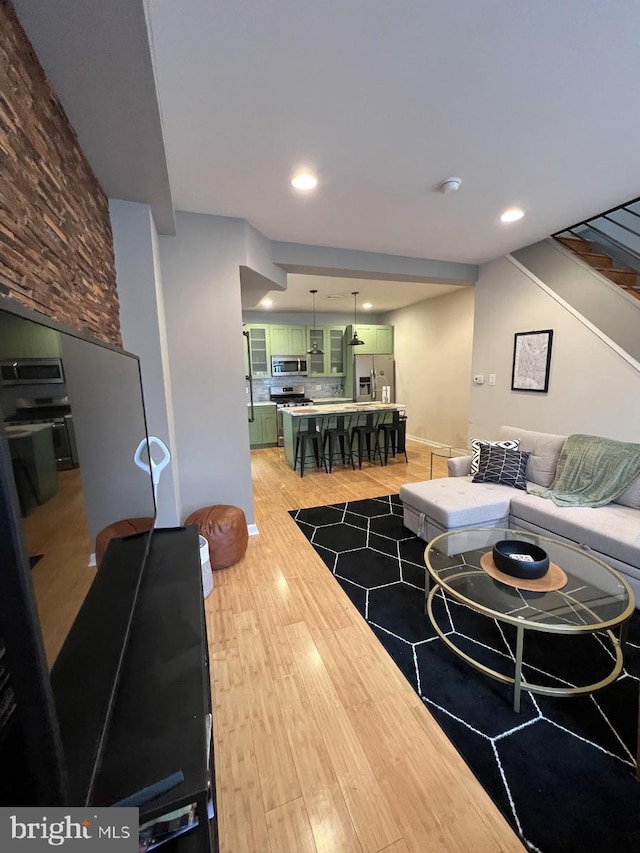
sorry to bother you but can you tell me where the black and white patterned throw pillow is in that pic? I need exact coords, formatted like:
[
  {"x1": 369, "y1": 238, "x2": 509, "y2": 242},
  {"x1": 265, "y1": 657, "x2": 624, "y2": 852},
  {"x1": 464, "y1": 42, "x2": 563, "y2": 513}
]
[
  {"x1": 470, "y1": 438, "x2": 520, "y2": 476},
  {"x1": 472, "y1": 445, "x2": 530, "y2": 491}
]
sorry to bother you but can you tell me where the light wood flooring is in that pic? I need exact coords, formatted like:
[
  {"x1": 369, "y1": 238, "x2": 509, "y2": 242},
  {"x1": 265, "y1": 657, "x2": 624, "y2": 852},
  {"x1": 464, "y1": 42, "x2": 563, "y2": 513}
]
[
  {"x1": 207, "y1": 440, "x2": 525, "y2": 853},
  {"x1": 22, "y1": 468, "x2": 95, "y2": 668}
]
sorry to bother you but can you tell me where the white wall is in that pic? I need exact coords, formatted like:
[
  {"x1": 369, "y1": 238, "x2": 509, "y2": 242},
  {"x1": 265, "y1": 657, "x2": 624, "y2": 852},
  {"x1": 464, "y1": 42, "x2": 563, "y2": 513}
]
[
  {"x1": 159, "y1": 213, "x2": 255, "y2": 524},
  {"x1": 513, "y1": 239, "x2": 640, "y2": 362},
  {"x1": 470, "y1": 255, "x2": 640, "y2": 440},
  {"x1": 383, "y1": 288, "x2": 474, "y2": 448},
  {"x1": 109, "y1": 199, "x2": 181, "y2": 527}
]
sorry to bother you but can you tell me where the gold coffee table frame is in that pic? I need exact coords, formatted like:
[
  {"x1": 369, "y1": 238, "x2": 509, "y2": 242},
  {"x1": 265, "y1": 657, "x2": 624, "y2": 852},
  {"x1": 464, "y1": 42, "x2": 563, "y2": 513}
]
[{"x1": 424, "y1": 528, "x2": 635, "y2": 713}]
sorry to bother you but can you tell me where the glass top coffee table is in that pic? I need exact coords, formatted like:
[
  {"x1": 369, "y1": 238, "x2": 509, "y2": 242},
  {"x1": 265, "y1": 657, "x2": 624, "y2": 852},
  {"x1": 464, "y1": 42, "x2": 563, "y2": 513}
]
[{"x1": 424, "y1": 528, "x2": 635, "y2": 711}]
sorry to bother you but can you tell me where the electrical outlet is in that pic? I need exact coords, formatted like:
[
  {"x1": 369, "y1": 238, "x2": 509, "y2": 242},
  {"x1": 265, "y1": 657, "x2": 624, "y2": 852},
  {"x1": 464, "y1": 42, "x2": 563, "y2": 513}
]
[
  {"x1": 316, "y1": 384, "x2": 322, "y2": 390},
  {"x1": 473, "y1": 374, "x2": 485, "y2": 385},
  {"x1": 488, "y1": 373, "x2": 496, "y2": 386}
]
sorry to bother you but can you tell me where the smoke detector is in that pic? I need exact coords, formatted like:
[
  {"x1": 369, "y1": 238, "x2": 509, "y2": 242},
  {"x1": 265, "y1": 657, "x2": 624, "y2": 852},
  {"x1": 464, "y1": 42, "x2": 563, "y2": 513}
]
[{"x1": 439, "y1": 177, "x2": 462, "y2": 194}]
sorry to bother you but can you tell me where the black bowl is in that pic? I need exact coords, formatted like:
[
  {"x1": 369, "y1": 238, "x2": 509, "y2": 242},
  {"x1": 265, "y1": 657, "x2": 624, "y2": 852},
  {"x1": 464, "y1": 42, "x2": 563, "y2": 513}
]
[{"x1": 492, "y1": 540, "x2": 550, "y2": 579}]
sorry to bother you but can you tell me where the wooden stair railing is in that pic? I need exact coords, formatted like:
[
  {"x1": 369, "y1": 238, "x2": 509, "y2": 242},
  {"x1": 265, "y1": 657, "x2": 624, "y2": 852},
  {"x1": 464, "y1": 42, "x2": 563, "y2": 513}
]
[{"x1": 555, "y1": 235, "x2": 640, "y2": 301}]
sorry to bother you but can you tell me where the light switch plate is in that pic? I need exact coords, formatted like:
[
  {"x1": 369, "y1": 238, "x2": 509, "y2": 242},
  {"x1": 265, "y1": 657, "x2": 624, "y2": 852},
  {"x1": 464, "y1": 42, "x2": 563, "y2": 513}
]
[{"x1": 488, "y1": 373, "x2": 496, "y2": 386}]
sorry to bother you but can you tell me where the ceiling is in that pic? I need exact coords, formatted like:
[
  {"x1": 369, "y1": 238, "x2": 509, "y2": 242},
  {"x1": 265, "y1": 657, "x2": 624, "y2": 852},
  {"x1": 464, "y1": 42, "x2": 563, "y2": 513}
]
[
  {"x1": 13, "y1": 1, "x2": 640, "y2": 266},
  {"x1": 249, "y1": 274, "x2": 464, "y2": 314}
]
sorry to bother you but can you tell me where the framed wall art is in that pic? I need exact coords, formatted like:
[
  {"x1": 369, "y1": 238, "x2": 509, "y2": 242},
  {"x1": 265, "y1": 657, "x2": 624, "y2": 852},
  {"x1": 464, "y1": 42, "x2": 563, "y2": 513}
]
[{"x1": 511, "y1": 329, "x2": 553, "y2": 393}]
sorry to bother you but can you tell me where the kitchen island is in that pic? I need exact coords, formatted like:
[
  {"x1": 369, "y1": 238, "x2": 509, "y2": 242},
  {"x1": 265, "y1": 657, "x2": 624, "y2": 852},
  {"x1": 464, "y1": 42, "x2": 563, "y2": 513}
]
[
  {"x1": 6, "y1": 423, "x2": 59, "y2": 513},
  {"x1": 281, "y1": 402, "x2": 405, "y2": 469}
]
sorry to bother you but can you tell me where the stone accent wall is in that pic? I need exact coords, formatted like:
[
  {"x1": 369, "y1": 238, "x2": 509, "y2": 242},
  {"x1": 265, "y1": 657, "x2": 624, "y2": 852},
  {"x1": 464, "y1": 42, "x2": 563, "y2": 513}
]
[{"x1": 0, "y1": 1, "x2": 121, "y2": 346}]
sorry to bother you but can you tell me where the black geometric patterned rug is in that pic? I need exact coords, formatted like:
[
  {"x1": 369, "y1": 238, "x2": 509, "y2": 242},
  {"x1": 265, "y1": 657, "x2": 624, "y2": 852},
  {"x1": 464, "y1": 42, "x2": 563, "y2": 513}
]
[{"x1": 289, "y1": 494, "x2": 640, "y2": 853}]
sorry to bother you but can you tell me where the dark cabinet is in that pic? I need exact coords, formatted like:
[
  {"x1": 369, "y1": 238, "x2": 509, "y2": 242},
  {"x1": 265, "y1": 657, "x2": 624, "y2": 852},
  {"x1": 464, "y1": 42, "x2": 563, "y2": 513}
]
[{"x1": 91, "y1": 526, "x2": 216, "y2": 851}]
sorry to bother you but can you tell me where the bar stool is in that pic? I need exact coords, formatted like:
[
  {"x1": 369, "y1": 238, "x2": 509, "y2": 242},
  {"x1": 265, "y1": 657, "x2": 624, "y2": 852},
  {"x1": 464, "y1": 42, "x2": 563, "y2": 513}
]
[
  {"x1": 293, "y1": 416, "x2": 324, "y2": 477},
  {"x1": 377, "y1": 409, "x2": 409, "y2": 465},
  {"x1": 350, "y1": 412, "x2": 383, "y2": 469},
  {"x1": 322, "y1": 414, "x2": 355, "y2": 473}
]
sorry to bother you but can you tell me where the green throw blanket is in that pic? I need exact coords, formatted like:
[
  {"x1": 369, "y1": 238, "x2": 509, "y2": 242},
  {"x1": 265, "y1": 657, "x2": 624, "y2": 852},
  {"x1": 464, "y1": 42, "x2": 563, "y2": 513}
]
[{"x1": 529, "y1": 433, "x2": 640, "y2": 507}]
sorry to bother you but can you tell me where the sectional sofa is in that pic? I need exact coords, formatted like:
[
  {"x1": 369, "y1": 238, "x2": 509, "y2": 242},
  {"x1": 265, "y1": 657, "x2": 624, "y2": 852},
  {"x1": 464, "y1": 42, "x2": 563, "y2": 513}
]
[{"x1": 399, "y1": 425, "x2": 640, "y2": 603}]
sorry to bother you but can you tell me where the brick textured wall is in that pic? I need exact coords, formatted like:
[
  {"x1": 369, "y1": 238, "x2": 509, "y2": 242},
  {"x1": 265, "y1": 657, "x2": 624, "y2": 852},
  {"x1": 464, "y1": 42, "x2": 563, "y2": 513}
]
[{"x1": 0, "y1": 1, "x2": 121, "y2": 346}]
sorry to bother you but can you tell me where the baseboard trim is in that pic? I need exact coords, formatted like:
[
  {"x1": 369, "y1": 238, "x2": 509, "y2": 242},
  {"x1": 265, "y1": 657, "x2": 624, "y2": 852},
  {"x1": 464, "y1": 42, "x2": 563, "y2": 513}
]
[
  {"x1": 405, "y1": 434, "x2": 449, "y2": 447},
  {"x1": 248, "y1": 523, "x2": 259, "y2": 536}
]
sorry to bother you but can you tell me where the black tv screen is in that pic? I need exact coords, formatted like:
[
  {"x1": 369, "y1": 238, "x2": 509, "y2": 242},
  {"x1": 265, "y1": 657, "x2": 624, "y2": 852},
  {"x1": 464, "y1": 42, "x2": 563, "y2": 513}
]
[{"x1": 0, "y1": 302, "x2": 156, "y2": 805}]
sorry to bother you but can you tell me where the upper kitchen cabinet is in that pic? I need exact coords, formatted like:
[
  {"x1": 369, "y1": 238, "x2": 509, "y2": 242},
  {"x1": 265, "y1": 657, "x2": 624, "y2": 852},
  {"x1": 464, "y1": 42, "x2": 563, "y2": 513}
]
[
  {"x1": 244, "y1": 324, "x2": 270, "y2": 377},
  {"x1": 269, "y1": 325, "x2": 306, "y2": 356},
  {"x1": 306, "y1": 326, "x2": 326, "y2": 376},
  {"x1": 328, "y1": 327, "x2": 345, "y2": 375},
  {"x1": 305, "y1": 326, "x2": 345, "y2": 376},
  {"x1": 0, "y1": 313, "x2": 61, "y2": 359},
  {"x1": 345, "y1": 324, "x2": 393, "y2": 354}
]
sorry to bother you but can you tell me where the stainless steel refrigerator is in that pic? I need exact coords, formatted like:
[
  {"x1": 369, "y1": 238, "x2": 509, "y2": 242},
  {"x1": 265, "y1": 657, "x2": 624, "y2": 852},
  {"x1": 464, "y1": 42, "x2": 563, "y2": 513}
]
[{"x1": 353, "y1": 353, "x2": 395, "y2": 402}]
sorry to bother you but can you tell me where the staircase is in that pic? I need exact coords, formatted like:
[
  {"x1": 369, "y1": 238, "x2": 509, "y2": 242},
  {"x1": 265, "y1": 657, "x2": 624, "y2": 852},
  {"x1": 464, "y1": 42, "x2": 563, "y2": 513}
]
[{"x1": 554, "y1": 235, "x2": 640, "y2": 300}]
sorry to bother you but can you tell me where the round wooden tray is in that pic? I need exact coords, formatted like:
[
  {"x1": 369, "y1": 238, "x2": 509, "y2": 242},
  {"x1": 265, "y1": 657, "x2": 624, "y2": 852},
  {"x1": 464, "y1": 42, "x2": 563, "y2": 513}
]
[{"x1": 480, "y1": 552, "x2": 568, "y2": 592}]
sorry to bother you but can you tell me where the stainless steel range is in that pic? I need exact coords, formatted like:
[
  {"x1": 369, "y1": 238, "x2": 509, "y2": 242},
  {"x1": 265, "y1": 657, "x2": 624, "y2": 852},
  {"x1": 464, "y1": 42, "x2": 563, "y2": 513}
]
[
  {"x1": 5, "y1": 396, "x2": 79, "y2": 470},
  {"x1": 270, "y1": 385, "x2": 314, "y2": 447}
]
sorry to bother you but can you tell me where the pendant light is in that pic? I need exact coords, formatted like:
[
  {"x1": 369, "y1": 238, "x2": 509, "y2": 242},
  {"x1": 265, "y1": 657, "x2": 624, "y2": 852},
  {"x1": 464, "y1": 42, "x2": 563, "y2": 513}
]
[
  {"x1": 307, "y1": 289, "x2": 324, "y2": 355},
  {"x1": 348, "y1": 291, "x2": 365, "y2": 346}
]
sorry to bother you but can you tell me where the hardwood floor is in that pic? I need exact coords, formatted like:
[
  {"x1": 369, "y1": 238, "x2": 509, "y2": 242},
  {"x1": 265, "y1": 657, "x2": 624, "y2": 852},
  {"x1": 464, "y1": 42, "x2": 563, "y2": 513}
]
[
  {"x1": 207, "y1": 440, "x2": 525, "y2": 853},
  {"x1": 22, "y1": 468, "x2": 95, "y2": 667}
]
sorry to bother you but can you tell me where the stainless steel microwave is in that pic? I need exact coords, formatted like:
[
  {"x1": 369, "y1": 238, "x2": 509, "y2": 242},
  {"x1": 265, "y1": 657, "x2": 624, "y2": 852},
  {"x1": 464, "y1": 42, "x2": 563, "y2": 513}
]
[
  {"x1": 271, "y1": 355, "x2": 308, "y2": 377},
  {"x1": 0, "y1": 358, "x2": 65, "y2": 385}
]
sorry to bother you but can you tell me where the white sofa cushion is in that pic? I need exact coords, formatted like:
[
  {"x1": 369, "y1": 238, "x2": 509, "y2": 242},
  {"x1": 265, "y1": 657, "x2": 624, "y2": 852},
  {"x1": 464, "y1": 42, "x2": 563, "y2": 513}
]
[
  {"x1": 399, "y1": 477, "x2": 513, "y2": 528},
  {"x1": 499, "y1": 425, "x2": 567, "y2": 487},
  {"x1": 509, "y1": 491, "x2": 640, "y2": 570},
  {"x1": 613, "y1": 473, "x2": 640, "y2": 509}
]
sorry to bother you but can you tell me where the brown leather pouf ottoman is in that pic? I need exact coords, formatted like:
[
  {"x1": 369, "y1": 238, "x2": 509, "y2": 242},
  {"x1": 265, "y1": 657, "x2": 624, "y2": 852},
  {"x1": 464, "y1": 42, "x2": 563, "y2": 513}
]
[
  {"x1": 184, "y1": 505, "x2": 248, "y2": 570},
  {"x1": 95, "y1": 517, "x2": 155, "y2": 567}
]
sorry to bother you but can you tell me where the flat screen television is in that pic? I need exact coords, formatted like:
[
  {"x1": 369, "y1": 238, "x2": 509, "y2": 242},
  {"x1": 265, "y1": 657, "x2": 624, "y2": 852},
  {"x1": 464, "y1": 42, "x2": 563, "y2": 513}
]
[{"x1": 0, "y1": 300, "x2": 156, "y2": 806}]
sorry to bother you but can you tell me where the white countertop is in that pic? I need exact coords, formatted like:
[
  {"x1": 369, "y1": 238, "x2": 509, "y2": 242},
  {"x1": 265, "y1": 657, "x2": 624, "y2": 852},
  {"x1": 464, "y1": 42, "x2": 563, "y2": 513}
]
[
  {"x1": 248, "y1": 401, "x2": 277, "y2": 407},
  {"x1": 311, "y1": 397, "x2": 353, "y2": 403},
  {"x1": 5, "y1": 423, "x2": 54, "y2": 438},
  {"x1": 282, "y1": 402, "x2": 405, "y2": 417}
]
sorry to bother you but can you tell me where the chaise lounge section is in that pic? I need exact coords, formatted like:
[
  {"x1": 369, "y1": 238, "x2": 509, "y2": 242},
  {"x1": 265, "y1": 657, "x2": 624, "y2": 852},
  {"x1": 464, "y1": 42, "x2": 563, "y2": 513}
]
[{"x1": 399, "y1": 425, "x2": 640, "y2": 602}]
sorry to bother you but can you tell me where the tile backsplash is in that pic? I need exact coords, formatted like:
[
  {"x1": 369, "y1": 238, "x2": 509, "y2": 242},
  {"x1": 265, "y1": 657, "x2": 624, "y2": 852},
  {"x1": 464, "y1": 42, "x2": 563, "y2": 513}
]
[{"x1": 251, "y1": 377, "x2": 348, "y2": 402}]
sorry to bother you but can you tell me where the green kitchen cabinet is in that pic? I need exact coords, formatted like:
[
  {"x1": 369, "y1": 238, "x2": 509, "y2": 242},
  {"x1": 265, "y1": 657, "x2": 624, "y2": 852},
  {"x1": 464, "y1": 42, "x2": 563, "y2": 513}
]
[
  {"x1": 269, "y1": 325, "x2": 306, "y2": 356},
  {"x1": 306, "y1": 326, "x2": 326, "y2": 375},
  {"x1": 0, "y1": 313, "x2": 60, "y2": 359},
  {"x1": 261, "y1": 410, "x2": 277, "y2": 445},
  {"x1": 306, "y1": 325, "x2": 345, "y2": 376},
  {"x1": 245, "y1": 324, "x2": 271, "y2": 376},
  {"x1": 345, "y1": 324, "x2": 393, "y2": 354},
  {"x1": 248, "y1": 404, "x2": 278, "y2": 448},
  {"x1": 328, "y1": 326, "x2": 345, "y2": 374}
]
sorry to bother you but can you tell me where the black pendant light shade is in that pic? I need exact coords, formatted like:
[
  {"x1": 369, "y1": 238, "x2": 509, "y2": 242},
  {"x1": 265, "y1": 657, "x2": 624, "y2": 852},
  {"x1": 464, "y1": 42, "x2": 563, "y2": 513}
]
[
  {"x1": 348, "y1": 291, "x2": 365, "y2": 346},
  {"x1": 307, "y1": 289, "x2": 324, "y2": 355}
]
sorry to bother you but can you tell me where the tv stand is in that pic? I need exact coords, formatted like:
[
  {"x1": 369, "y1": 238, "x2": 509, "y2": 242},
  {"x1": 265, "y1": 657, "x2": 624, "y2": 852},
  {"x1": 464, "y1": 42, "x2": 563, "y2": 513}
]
[{"x1": 91, "y1": 526, "x2": 216, "y2": 851}]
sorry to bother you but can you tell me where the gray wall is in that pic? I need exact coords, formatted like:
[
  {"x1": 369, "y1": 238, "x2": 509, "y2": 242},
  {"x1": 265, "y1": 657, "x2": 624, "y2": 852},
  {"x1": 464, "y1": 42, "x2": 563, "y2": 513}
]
[
  {"x1": 512, "y1": 239, "x2": 640, "y2": 362},
  {"x1": 109, "y1": 199, "x2": 181, "y2": 526},
  {"x1": 159, "y1": 212, "x2": 255, "y2": 524},
  {"x1": 469, "y1": 256, "x2": 640, "y2": 440},
  {"x1": 382, "y1": 288, "x2": 475, "y2": 448}
]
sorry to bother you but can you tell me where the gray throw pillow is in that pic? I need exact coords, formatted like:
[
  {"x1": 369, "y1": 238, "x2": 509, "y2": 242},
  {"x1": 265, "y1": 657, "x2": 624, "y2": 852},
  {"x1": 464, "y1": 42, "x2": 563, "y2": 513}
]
[
  {"x1": 613, "y1": 473, "x2": 640, "y2": 509},
  {"x1": 472, "y1": 445, "x2": 530, "y2": 491}
]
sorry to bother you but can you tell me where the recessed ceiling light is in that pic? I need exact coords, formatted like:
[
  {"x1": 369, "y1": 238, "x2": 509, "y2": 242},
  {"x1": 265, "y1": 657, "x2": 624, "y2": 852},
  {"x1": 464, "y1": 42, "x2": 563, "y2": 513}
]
[
  {"x1": 500, "y1": 207, "x2": 525, "y2": 223},
  {"x1": 261, "y1": 298, "x2": 273, "y2": 308},
  {"x1": 362, "y1": 302, "x2": 373, "y2": 310},
  {"x1": 291, "y1": 171, "x2": 318, "y2": 191}
]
